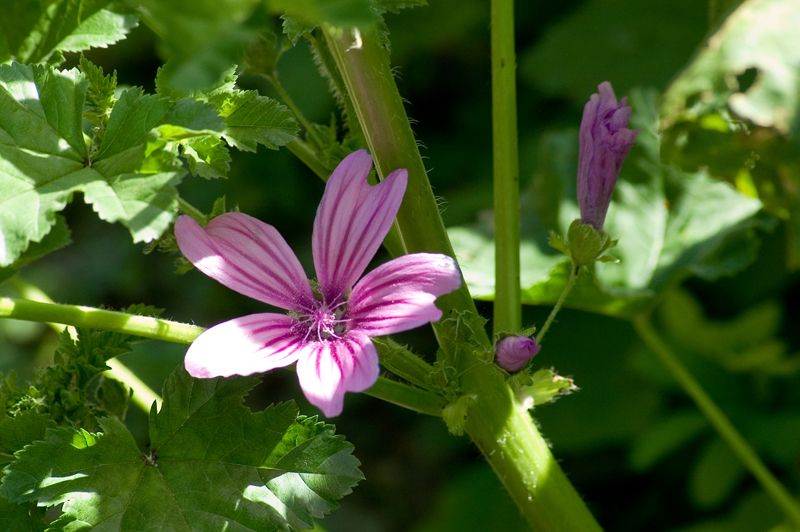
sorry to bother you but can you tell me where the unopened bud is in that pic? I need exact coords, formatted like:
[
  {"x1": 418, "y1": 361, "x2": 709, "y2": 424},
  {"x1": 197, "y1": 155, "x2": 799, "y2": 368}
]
[{"x1": 496, "y1": 335, "x2": 541, "y2": 372}]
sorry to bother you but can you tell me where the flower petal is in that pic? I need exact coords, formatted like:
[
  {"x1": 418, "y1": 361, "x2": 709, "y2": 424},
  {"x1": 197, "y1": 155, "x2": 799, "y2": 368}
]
[
  {"x1": 295, "y1": 332, "x2": 379, "y2": 417},
  {"x1": 348, "y1": 253, "x2": 461, "y2": 336},
  {"x1": 184, "y1": 313, "x2": 305, "y2": 378},
  {"x1": 312, "y1": 150, "x2": 408, "y2": 302},
  {"x1": 175, "y1": 213, "x2": 313, "y2": 311}
]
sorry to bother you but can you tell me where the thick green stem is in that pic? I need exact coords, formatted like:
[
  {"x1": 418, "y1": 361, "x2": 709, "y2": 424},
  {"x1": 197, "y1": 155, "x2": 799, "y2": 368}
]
[
  {"x1": 324, "y1": 27, "x2": 600, "y2": 530},
  {"x1": 634, "y1": 315, "x2": 800, "y2": 527},
  {"x1": 536, "y1": 264, "x2": 578, "y2": 344},
  {"x1": 491, "y1": 0, "x2": 521, "y2": 336},
  {"x1": 0, "y1": 297, "x2": 444, "y2": 417}
]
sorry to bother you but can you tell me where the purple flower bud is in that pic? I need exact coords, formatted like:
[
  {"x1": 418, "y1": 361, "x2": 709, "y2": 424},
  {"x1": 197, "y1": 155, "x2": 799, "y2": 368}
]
[
  {"x1": 577, "y1": 82, "x2": 638, "y2": 230},
  {"x1": 496, "y1": 335, "x2": 541, "y2": 372}
]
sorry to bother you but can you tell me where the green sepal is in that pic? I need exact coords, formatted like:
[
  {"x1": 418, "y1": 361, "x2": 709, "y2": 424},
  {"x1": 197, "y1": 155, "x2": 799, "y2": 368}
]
[
  {"x1": 551, "y1": 220, "x2": 617, "y2": 268},
  {"x1": 511, "y1": 368, "x2": 578, "y2": 410},
  {"x1": 442, "y1": 394, "x2": 476, "y2": 436}
]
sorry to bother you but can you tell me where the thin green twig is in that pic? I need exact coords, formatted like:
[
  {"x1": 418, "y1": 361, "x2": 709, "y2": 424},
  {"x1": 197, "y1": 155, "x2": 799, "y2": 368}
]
[
  {"x1": 536, "y1": 264, "x2": 578, "y2": 344},
  {"x1": 634, "y1": 314, "x2": 800, "y2": 527}
]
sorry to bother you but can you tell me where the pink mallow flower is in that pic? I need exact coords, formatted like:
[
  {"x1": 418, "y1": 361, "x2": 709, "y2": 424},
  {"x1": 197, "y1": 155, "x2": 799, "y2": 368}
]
[{"x1": 175, "y1": 150, "x2": 461, "y2": 417}]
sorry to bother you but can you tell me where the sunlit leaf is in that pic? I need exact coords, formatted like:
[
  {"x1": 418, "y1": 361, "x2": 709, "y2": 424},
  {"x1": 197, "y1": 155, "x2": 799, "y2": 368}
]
[
  {"x1": 661, "y1": 0, "x2": 800, "y2": 267},
  {"x1": 0, "y1": 62, "x2": 231, "y2": 267},
  {"x1": 1, "y1": 368, "x2": 362, "y2": 531},
  {"x1": 0, "y1": 0, "x2": 137, "y2": 64}
]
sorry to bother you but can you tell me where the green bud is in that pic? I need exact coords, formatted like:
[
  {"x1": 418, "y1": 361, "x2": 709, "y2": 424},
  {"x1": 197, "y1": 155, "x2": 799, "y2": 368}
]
[
  {"x1": 512, "y1": 368, "x2": 577, "y2": 410},
  {"x1": 551, "y1": 219, "x2": 617, "y2": 268}
]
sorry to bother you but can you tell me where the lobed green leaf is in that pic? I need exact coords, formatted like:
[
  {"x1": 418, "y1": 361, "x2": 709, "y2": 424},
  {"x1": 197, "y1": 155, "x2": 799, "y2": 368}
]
[{"x1": 1, "y1": 367, "x2": 362, "y2": 531}]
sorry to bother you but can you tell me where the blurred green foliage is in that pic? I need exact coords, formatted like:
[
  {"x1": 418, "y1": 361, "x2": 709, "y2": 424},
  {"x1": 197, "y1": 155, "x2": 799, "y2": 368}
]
[{"x1": 1, "y1": 0, "x2": 799, "y2": 530}]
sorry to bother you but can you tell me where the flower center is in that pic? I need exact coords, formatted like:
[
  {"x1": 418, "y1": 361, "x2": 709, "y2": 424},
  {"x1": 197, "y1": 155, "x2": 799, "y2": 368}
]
[{"x1": 297, "y1": 299, "x2": 349, "y2": 342}]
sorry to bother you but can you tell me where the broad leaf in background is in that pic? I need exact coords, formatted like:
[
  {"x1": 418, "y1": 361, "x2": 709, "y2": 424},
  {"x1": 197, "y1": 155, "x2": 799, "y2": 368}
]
[
  {"x1": 660, "y1": 0, "x2": 800, "y2": 266},
  {"x1": 449, "y1": 90, "x2": 770, "y2": 318},
  {"x1": 0, "y1": 62, "x2": 227, "y2": 267},
  {"x1": 1, "y1": 368, "x2": 362, "y2": 531},
  {"x1": 136, "y1": 0, "x2": 263, "y2": 91},
  {"x1": 0, "y1": 0, "x2": 137, "y2": 64}
]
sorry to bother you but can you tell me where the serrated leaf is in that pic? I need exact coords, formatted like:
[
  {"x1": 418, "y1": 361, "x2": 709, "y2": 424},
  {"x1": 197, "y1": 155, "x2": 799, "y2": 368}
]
[
  {"x1": 449, "y1": 89, "x2": 770, "y2": 318},
  {"x1": 213, "y1": 90, "x2": 298, "y2": 151},
  {"x1": 0, "y1": 412, "x2": 52, "y2": 466},
  {"x1": 181, "y1": 136, "x2": 232, "y2": 179},
  {"x1": 0, "y1": 1, "x2": 137, "y2": 64},
  {"x1": 0, "y1": 63, "x2": 231, "y2": 265},
  {"x1": 1, "y1": 367, "x2": 362, "y2": 530}
]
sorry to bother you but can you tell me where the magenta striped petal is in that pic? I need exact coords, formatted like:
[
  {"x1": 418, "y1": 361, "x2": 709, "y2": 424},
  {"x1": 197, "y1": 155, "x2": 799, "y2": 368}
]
[
  {"x1": 312, "y1": 150, "x2": 408, "y2": 302},
  {"x1": 295, "y1": 332, "x2": 379, "y2": 417},
  {"x1": 348, "y1": 253, "x2": 461, "y2": 336},
  {"x1": 184, "y1": 313, "x2": 306, "y2": 378},
  {"x1": 175, "y1": 213, "x2": 313, "y2": 312}
]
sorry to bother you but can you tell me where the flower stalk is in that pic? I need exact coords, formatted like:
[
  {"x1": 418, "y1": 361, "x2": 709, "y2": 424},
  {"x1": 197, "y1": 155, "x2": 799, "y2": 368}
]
[
  {"x1": 491, "y1": 0, "x2": 521, "y2": 336},
  {"x1": 0, "y1": 297, "x2": 444, "y2": 416}
]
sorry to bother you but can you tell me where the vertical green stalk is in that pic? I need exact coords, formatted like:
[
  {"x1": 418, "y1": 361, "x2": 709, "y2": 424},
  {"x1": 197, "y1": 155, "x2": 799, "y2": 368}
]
[
  {"x1": 634, "y1": 315, "x2": 800, "y2": 527},
  {"x1": 491, "y1": 0, "x2": 521, "y2": 336},
  {"x1": 323, "y1": 26, "x2": 600, "y2": 530}
]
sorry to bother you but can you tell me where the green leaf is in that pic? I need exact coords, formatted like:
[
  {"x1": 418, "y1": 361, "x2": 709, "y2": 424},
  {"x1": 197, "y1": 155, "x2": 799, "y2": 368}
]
[
  {"x1": 0, "y1": 497, "x2": 44, "y2": 532},
  {"x1": 0, "y1": 0, "x2": 138, "y2": 64},
  {"x1": 449, "y1": 89, "x2": 771, "y2": 318},
  {"x1": 689, "y1": 439, "x2": 747, "y2": 508},
  {"x1": 0, "y1": 62, "x2": 231, "y2": 266},
  {"x1": 519, "y1": 0, "x2": 707, "y2": 102},
  {"x1": 374, "y1": 0, "x2": 428, "y2": 13},
  {"x1": 658, "y1": 289, "x2": 797, "y2": 376},
  {"x1": 662, "y1": 0, "x2": 800, "y2": 134},
  {"x1": 137, "y1": 0, "x2": 261, "y2": 91},
  {"x1": 0, "y1": 216, "x2": 71, "y2": 283},
  {"x1": 629, "y1": 411, "x2": 706, "y2": 471},
  {"x1": 270, "y1": 0, "x2": 377, "y2": 30},
  {"x1": 660, "y1": 0, "x2": 800, "y2": 267},
  {"x1": 212, "y1": 89, "x2": 299, "y2": 152},
  {"x1": 0, "y1": 412, "x2": 52, "y2": 466},
  {"x1": 1, "y1": 367, "x2": 362, "y2": 530},
  {"x1": 181, "y1": 136, "x2": 232, "y2": 179}
]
